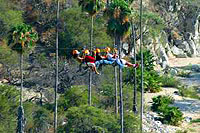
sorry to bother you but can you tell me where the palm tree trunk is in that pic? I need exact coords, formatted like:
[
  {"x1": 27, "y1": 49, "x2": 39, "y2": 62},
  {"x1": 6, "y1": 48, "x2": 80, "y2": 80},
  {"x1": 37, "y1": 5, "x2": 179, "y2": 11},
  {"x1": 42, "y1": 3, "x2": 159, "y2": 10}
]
[
  {"x1": 17, "y1": 52, "x2": 25, "y2": 133},
  {"x1": 20, "y1": 53, "x2": 23, "y2": 110},
  {"x1": 114, "y1": 37, "x2": 118, "y2": 115},
  {"x1": 131, "y1": 23, "x2": 138, "y2": 114},
  {"x1": 116, "y1": 35, "x2": 123, "y2": 133},
  {"x1": 54, "y1": 0, "x2": 59, "y2": 132},
  {"x1": 139, "y1": 0, "x2": 144, "y2": 132},
  {"x1": 88, "y1": 16, "x2": 93, "y2": 106},
  {"x1": 114, "y1": 66, "x2": 118, "y2": 114}
]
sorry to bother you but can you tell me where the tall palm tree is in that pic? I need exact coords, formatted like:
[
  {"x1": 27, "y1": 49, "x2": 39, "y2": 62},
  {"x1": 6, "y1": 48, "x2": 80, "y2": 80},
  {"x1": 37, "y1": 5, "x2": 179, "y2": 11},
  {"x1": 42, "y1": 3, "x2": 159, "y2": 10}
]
[
  {"x1": 79, "y1": 0, "x2": 105, "y2": 106},
  {"x1": 104, "y1": 0, "x2": 131, "y2": 132},
  {"x1": 9, "y1": 24, "x2": 38, "y2": 133}
]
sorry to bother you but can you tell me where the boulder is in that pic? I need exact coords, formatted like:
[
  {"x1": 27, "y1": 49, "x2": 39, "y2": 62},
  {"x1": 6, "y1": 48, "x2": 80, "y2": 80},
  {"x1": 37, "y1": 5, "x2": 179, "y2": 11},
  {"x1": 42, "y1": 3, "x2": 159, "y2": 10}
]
[
  {"x1": 185, "y1": 32, "x2": 197, "y2": 57},
  {"x1": 159, "y1": 46, "x2": 169, "y2": 69},
  {"x1": 171, "y1": 46, "x2": 187, "y2": 58}
]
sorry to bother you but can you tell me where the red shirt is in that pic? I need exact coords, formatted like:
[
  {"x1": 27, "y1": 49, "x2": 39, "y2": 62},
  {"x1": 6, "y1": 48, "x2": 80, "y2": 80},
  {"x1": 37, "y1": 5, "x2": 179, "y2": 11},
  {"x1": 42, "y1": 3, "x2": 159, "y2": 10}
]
[{"x1": 85, "y1": 56, "x2": 95, "y2": 63}]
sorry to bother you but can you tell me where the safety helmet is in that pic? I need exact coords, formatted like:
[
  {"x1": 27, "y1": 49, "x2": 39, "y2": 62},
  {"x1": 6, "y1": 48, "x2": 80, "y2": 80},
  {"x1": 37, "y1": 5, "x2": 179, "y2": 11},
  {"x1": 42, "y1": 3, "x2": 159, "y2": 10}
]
[
  {"x1": 93, "y1": 50, "x2": 96, "y2": 54},
  {"x1": 105, "y1": 47, "x2": 111, "y2": 52},
  {"x1": 72, "y1": 50, "x2": 80, "y2": 55},
  {"x1": 96, "y1": 48, "x2": 101, "y2": 53},
  {"x1": 114, "y1": 48, "x2": 118, "y2": 53},
  {"x1": 83, "y1": 49, "x2": 90, "y2": 55}
]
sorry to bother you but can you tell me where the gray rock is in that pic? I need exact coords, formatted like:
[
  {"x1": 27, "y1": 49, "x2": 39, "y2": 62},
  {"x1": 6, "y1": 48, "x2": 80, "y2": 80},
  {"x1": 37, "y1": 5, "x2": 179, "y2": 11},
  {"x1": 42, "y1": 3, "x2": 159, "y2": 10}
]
[
  {"x1": 171, "y1": 46, "x2": 187, "y2": 58},
  {"x1": 155, "y1": 121, "x2": 162, "y2": 127},
  {"x1": 184, "y1": 116, "x2": 192, "y2": 123}
]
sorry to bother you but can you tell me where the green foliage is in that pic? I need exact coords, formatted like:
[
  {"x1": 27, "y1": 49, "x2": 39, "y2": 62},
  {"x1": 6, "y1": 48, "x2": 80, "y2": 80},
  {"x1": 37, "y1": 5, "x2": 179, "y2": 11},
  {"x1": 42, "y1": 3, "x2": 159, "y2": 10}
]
[
  {"x1": 60, "y1": 7, "x2": 112, "y2": 57},
  {"x1": 79, "y1": 0, "x2": 105, "y2": 16},
  {"x1": 160, "y1": 75, "x2": 180, "y2": 88},
  {"x1": 177, "y1": 71, "x2": 191, "y2": 77},
  {"x1": 178, "y1": 86, "x2": 200, "y2": 100},
  {"x1": 124, "y1": 113, "x2": 140, "y2": 133},
  {"x1": 0, "y1": 0, "x2": 23, "y2": 38},
  {"x1": 0, "y1": 43, "x2": 18, "y2": 66},
  {"x1": 151, "y1": 95, "x2": 174, "y2": 112},
  {"x1": 98, "y1": 83, "x2": 115, "y2": 109},
  {"x1": 132, "y1": 10, "x2": 165, "y2": 38},
  {"x1": 58, "y1": 85, "x2": 99, "y2": 112},
  {"x1": 151, "y1": 95, "x2": 183, "y2": 126},
  {"x1": 61, "y1": 105, "x2": 120, "y2": 132},
  {"x1": 175, "y1": 130, "x2": 188, "y2": 133},
  {"x1": 161, "y1": 106, "x2": 183, "y2": 126},
  {"x1": 24, "y1": 102, "x2": 53, "y2": 132},
  {"x1": 143, "y1": 70, "x2": 162, "y2": 93},
  {"x1": 136, "y1": 49, "x2": 155, "y2": 71},
  {"x1": 190, "y1": 118, "x2": 200, "y2": 123},
  {"x1": 105, "y1": 0, "x2": 132, "y2": 38},
  {"x1": 135, "y1": 49, "x2": 162, "y2": 92},
  {"x1": 32, "y1": 108, "x2": 51, "y2": 132},
  {"x1": 8, "y1": 24, "x2": 38, "y2": 53},
  {"x1": 0, "y1": 85, "x2": 19, "y2": 132}
]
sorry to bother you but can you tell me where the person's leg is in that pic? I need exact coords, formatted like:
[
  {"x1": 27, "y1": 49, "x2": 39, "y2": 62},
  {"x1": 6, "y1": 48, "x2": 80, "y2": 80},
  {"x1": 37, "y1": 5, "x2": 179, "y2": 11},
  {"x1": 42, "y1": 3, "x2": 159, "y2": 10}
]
[
  {"x1": 103, "y1": 60, "x2": 114, "y2": 65},
  {"x1": 92, "y1": 66, "x2": 100, "y2": 75},
  {"x1": 125, "y1": 61, "x2": 139, "y2": 68},
  {"x1": 116, "y1": 58, "x2": 125, "y2": 69},
  {"x1": 95, "y1": 61, "x2": 100, "y2": 68},
  {"x1": 88, "y1": 62, "x2": 99, "y2": 74},
  {"x1": 125, "y1": 61, "x2": 134, "y2": 67}
]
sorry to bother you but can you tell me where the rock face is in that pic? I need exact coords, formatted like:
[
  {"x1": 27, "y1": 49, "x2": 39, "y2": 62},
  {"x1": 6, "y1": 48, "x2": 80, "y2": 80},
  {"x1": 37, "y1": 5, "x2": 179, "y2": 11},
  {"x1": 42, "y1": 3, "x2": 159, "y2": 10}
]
[{"x1": 133, "y1": 0, "x2": 200, "y2": 67}]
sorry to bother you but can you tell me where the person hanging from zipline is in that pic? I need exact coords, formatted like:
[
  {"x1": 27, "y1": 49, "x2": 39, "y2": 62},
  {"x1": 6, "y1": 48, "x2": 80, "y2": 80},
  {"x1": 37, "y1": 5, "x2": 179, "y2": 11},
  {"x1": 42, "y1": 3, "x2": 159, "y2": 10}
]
[
  {"x1": 72, "y1": 49, "x2": 100, "y2": 75},
  {"x1": 104, "y1": 47, "x2": 139, "y2": 68},
  {"x1": 94, "y1": 48, "x2": 115, "y2": 68}
]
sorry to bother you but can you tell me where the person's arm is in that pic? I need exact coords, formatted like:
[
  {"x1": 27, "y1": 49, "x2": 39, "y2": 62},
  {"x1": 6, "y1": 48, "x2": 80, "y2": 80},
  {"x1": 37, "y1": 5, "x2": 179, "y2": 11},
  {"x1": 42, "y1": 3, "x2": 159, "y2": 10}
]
[
  {"x1": 100, "y1": 55, "x2": 106, "y2": 59},
  {"x1": 77, "y1": 56, "x2": 84, "y2": 63}
]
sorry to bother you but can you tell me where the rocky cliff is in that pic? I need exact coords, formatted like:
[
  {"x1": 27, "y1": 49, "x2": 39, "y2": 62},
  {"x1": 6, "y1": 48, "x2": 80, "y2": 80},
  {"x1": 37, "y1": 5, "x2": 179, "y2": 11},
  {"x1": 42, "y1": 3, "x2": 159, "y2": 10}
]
[{"x1": 124, "y1": 0, "x2": 200, "y2": 68}]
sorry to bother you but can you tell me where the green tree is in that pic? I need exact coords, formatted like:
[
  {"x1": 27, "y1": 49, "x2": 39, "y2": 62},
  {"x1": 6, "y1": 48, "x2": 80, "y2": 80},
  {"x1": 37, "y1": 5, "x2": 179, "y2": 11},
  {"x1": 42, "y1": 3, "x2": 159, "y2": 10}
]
[
  {"x1": 59, "y1": 6, "x2": 112, "y2": 57},
  {"x1": 104, "y1": 0, "x2": 132, "y2": 131},
  {"x1": 58, "y1": 85, "x2": 99, "y2": 112},
  {"x1": 79, "y1": 0, "x2": 105, "y2": 106},
  {"x1": 61, "y1": 105, "x2": 120, "y2": 132},
  {"x1": 0, "y1": 85, "x2": 19, "y2": 132},
  {"x1": 8, "y1": 24, "x2": 38, "y2": 133},
  {"x1": 0, "y1": 0, "x2": 23, "y2": 39}
]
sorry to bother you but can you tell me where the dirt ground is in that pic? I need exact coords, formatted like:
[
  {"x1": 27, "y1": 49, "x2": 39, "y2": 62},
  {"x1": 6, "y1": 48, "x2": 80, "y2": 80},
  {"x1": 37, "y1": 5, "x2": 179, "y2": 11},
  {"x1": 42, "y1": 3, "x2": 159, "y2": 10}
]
[
  {"x1": 168, "y1": 57, "x2": 200, "y2": 67},
  {"x1": 145, "y1": 57, "x2": 200, "y2": 132}
]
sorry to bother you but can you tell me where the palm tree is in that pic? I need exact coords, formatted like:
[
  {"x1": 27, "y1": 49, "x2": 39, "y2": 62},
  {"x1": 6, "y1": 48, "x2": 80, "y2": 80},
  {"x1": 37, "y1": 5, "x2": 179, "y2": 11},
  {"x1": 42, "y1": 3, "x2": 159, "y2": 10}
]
[
  {"x1": 79, "y1": 0, "x2": 105, "y2": 106},
  {"x1": 9, "y1": 24, "x2": 38, "y2": 133},
  {"x1": 104, "y1": 0, "x2": 131, "y2": 132}
]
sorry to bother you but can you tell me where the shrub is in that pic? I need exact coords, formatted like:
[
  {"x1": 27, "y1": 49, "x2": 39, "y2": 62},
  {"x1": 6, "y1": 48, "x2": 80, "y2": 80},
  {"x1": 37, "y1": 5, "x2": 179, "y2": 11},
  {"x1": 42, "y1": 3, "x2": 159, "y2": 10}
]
[
  {"x1": 124, "y1": 113, "x2": 140, "y2": 133},
  {"x1": 190, "y1": 118, "x2": 200, "y2": 123},
  {"x1": 177, "y1": 71, "x2": 191, "y2": 78},
  {"x1": 145, "y1": 70, "x2": 162, "y2": 93},
  {"x1": 151, "y1": 95, "x2": 174, "y2": 112},
  {"x1": 136, "y1": 49, "x2": 155, "y2": 71},
  {"x1": 161, "y1": 106, "x2": 183, "y2": 126},
  {"x1": 61, "y1": 105, "x2": 120, "y2": 132},
  {"x1": 160, "y1": 75, "x2": 180, "y2": 88},
  {"x1": 0, "y1": 85, "x2": 19, "y2": 132},
  {"x1": 58, "y1": 85, "x2": 99, "y2": 112},
  {"x1": 151, "y1": 95, "x2": 183, "y2": 126},
  {"x1": 178, "y1": 86, "x2": 200, "y2": 100}
]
